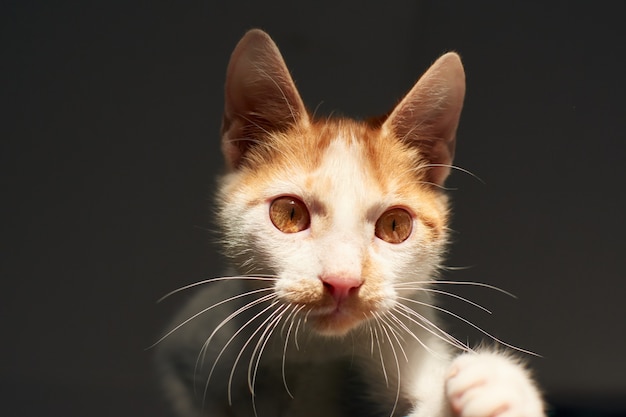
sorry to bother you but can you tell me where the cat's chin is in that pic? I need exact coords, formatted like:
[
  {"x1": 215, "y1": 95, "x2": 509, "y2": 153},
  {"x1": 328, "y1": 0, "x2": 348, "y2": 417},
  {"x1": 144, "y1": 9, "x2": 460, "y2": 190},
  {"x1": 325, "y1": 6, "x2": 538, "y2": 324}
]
[{"x1": 307, "y1": 309, "x2": 365, "y2": 337}]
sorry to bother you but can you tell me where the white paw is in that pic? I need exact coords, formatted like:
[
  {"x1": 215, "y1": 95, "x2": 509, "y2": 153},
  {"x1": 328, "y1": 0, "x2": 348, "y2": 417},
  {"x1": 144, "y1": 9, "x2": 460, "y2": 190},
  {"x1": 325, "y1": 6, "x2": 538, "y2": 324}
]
[{"x1": 445, "y1": 352, "x2": 544, "y2": 417}]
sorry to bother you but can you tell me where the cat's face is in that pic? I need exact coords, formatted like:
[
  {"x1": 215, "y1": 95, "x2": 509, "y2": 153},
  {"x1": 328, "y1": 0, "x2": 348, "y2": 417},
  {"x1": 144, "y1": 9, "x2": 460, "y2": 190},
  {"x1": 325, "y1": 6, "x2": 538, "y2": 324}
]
[
  {"x1": 217, "y1": 30, "x2": 464, "y2": 337},
  {"x1": 219, "y1": 121, "x2": 450, "y2": 335}
]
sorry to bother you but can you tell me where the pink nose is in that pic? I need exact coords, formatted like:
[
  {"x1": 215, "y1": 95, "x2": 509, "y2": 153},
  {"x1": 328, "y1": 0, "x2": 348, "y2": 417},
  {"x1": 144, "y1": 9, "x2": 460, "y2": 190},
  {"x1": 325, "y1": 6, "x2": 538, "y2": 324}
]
[{"x1": 320, "y1": 275, "x2": 363, "y2": 302}]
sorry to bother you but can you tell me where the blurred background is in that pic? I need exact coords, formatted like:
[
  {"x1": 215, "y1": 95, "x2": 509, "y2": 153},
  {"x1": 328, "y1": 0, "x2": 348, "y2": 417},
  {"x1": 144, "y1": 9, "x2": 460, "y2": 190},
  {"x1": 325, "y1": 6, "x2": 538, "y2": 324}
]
[{"x1": 2, "y1": 1, "x2": 625, "y2": 416}]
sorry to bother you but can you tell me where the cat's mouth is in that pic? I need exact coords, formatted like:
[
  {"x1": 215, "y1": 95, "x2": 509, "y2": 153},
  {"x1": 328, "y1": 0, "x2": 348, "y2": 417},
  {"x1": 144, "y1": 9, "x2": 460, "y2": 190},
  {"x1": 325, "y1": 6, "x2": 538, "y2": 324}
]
[
  {"x1": 306, "y1": 302, "x2": 368, "y2": 336},
  {"x1": 278, "y1": 278, "x2": 381, "y2": 335},
  {"x1": 310, "y1": 312, "x2": 361, "y2": 336}
]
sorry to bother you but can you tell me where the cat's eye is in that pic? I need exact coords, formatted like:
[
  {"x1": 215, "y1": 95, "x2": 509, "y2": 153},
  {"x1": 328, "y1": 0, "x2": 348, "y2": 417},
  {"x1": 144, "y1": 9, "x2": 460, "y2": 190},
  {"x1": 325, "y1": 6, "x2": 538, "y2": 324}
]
[
  {"x1": 375, "y1": 208, "x2": 413, "y2": 244},
  {"x1": 269, "y1": 197, "x2": 310, "y2": 233}
]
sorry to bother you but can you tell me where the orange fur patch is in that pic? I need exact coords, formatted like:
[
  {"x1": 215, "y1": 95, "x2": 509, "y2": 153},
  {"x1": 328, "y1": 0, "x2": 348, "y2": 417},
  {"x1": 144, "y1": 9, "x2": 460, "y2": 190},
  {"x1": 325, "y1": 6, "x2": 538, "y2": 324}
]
[{"x1": 229, "y1": 117, "x2": 449, "y2": 237}]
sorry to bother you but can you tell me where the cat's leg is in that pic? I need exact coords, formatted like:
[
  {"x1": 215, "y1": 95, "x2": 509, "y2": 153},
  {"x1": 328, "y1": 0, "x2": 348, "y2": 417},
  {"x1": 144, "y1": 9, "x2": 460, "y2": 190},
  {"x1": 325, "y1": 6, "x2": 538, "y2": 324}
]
[
  {"x1": 445, "y1": 351, "x2": 545, "y2": 417},
  {"x1": 407, "y1": 351, "x2": 544, "y2": 417}
]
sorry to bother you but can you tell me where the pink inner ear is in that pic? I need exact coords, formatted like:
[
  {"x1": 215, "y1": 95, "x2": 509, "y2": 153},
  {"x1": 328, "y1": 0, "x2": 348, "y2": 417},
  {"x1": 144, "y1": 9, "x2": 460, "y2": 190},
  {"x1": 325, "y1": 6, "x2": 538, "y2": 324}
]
[
  {"x1": 220, "y1": 29, "x2": 309, "y2": 170},
  {"x1": 382, "y1": 52, "x2": 465, "y2": 186}
]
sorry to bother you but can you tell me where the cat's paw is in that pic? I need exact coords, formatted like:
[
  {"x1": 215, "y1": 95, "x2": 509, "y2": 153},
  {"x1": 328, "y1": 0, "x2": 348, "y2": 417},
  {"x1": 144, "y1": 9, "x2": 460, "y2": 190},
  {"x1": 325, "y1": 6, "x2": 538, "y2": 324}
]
[{"x1": 445, "y1": 352, "x2": 544, "y2": 417}]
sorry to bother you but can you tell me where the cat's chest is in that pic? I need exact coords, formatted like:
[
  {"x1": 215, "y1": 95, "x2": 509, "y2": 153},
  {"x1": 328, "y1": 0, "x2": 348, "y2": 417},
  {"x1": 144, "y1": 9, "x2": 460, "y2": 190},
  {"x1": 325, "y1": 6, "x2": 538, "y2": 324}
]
[{"x1": 229, "y1": 357, "x2": 411, "y2": 417}]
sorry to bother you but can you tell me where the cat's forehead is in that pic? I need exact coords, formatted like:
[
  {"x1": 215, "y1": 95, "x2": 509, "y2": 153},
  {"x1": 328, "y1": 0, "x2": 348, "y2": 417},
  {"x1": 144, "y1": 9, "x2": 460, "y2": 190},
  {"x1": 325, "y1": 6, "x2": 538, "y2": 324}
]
[
  {"x1": 316, "y1": 126, "x2": 434, "y2": 193},
  {"x1": 294, "y1": 136, "x2": 383, "y2": 222},
  {"x1": 296, "y1": 122, "x2": 429, "y2": 203},
  {"x1": 226, "y1": 119, "x2": 443, "y2": 206}
]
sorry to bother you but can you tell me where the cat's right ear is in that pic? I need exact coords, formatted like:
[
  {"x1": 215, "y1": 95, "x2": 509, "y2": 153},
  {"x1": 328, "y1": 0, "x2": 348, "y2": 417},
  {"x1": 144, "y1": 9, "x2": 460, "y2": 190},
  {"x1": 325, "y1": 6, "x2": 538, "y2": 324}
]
[
  {"x1": 382, "y1": 53, "x2": 465, "y2": 186},
  {"x1": 221, "y1": 29, "x2": 309, "y2": 170}
]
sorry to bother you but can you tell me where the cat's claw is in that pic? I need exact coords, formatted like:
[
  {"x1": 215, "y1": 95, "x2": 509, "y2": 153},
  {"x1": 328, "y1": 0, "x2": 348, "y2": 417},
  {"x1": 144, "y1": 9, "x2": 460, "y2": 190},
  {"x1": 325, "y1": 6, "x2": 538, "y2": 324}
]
[{"x1": 445, "y1": 353, "x2": 544, "y2": 417}]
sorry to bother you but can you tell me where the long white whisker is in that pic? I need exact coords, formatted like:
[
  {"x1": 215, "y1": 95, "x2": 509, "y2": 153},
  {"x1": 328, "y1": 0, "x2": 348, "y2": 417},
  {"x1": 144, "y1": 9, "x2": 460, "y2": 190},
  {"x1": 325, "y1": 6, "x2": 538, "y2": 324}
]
[
  {"x1": 241, "y1": 304, "x2": 287, "y2": 417},
  {"x1": 399, "y1": 297, "x2": 539, "y2": 356},
  {"x1": 372, "y1": 316, "x2": 389, "y2": 387},
  {"x1": 395, "y1": 301, "x2": 469, "y2": 351},
  {"x1": 377, "y1": 313, "x2": 408, "y2": 362},
  {"x1": 420, "y1": 163, "x2": 484, "y2": 184},
  {"x1": 439, "y1": 265, "x2": 474, "y2": 271},
  {"x1": 279, "y1": 303, "x2": 300, "y2": 336},
  {"x1": 282, "y1": 305, "x2": 304, "y2": 399},
  {"x1": 246, "y1": 304, "x2": 288, "y2": 396},
  {"x1": 158, "y1": 276, "x2": 277, "y2": 303},
  {"x1": 375, "y1": 313, "x2": 401, "y2": 417},
  {"x1": 368, "y1": 321, "x2": 375, "y2": 356},
  {"x1": 294, "y1": 316, "x2": 304, "y2": 351},
  {"x1": 148, "y1": 287, "x2": 274, "y2": 349},
  {"x1": 245, "y1": 304, "x2": 287, "y2": 417},
  {"x1": 385, "y1": 310, "x2": 422, "y2": 359},
  {"x1": 397, "y1": 280, "x2": 517, "y2": 299},
  {"x1": 394, "y1": 287, "x2": 492, "y2": 314},
  {"x1": 226, "y1": 302, "x2": 285, "y2": 405},
  {"x1": 250, "y1": 305, "x2": 289, "y2": 398},
  {"x1": 195, "y1": 293, "x2": 275, "y2": 373},
  {"x1": 389, "y1": 307, "x2": 446, "y2": 358},
  {"x1": 394, "y1": 303, "x2": 470, "y2": 354},
  {"x1": 199, "y1": 297, "x2": 278, "y2": 409}
]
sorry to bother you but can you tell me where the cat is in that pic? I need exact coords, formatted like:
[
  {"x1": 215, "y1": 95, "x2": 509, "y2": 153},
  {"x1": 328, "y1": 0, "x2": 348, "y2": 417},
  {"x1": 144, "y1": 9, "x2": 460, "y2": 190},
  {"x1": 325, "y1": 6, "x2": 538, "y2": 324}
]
[{"x1": 155, "y1": 29, "x2": 545, "y2": 417}]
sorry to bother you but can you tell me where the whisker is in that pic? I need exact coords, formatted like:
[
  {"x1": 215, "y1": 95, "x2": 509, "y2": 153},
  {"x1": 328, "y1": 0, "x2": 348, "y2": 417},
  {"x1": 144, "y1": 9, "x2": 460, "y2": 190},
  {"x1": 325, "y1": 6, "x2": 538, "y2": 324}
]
[
  {"x1": 194, "y1": 293, "x2": 276, "y2": 384},
  {"x1": 303, "y1": 309, "x2": 312, "y2": 325},
  {"x1": 420, "y1": 163, "x2": 485, "y2": 184},
  {"x1": 246, "y1": 306, "x2": 287, "y2": 404},
  {"x1": 158, "y1": 275, "x2": 278, "y2": 303},
  {"x1": 148, "y1": 287, "x2": 274, "y2": 349},
  {"x1": 376, "y1": 313, "x2": 408, "y2": 362},
  {"x1": 393, "y1": 165, "x2": 456, "y2": 191},
  {"x1": 438, "y1": 265, "x2": 474, "y2": 271},
  {"x1": 279, "y1": 303, "x2": 300, "y2": 336},
  {"x1": 385, "y1": 309, "x2": 428, "y2": 357},
  {"x1": 372, "y1": 316, "x2": 389, "y2": 387},
  {"x1": 397, "y1": 280, "x2": 517, "y2": 299},
  {"x1": 202, "y1": 299, "x2": 280, "y2": 409},
  {"x1": 375, "y1": 313, "x2": 401, "y2": 417},
  {"x1": 249, "y1": 305, "x2": 289, "y2": 398},
  {"x1": 225, "y1": 302, "x2": 285, "y2": 404},
  {"x1": 282, "y1": 305, "x2": 305, "y2": 398},
  {"x1": 368, "y1": 321, "x2": 375, "y2": 356},
  {"x1": 293, "y1": 316, "x2": 304, "y2": 351},
  {"x1": 247, "y1": 304, "x2": 287, "y2": 395},
  {"x1": 394, "y1": 287, "x2": 492, "y2": 314},
  {"x1": 394, "y1": 303, "x2": 470, "y2": 354},
  {"x1": 395, "y1": 301, "x2": 469, "y2": 350},
  {"x1": 390, "y1": 306, "x2": 456, "y2": 358},
  {"x1": 421, "y1": 181, "x2": 457, "y2": 191},
  {"x1": 399, "y1": 297, "x2": 539, "y2": 356}
]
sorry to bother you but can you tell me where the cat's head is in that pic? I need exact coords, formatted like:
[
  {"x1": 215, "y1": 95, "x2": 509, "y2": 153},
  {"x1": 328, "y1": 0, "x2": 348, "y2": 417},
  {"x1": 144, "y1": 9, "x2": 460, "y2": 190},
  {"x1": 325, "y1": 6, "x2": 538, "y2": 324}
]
[{"x1": 217, "y1": 29, "x2": 465, "y2": 336}]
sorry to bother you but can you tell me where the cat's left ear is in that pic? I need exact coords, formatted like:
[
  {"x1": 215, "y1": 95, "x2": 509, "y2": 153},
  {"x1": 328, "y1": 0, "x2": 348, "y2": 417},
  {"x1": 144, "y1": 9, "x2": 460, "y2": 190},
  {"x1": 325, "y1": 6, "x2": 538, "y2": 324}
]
[
  {"x1": 382, "y1": 53, "x2": 465, "y2": 186},
  {"x1": 221, "y1": 29, "x2": 309, "y2": 170}
]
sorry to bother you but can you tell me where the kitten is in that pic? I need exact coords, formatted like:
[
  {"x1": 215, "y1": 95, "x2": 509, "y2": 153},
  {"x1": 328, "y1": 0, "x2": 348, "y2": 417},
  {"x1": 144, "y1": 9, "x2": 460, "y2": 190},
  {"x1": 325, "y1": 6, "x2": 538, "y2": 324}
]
[{"x1": 155, "y1": 29, "x2": 545, "y2": 417}]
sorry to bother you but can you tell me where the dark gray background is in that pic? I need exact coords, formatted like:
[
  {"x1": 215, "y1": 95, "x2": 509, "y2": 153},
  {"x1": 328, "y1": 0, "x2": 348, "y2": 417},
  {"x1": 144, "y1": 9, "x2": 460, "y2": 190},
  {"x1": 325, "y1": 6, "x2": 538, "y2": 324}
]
[{"x1": 2, "y1": 1, "x2": 625, "y2": 416}]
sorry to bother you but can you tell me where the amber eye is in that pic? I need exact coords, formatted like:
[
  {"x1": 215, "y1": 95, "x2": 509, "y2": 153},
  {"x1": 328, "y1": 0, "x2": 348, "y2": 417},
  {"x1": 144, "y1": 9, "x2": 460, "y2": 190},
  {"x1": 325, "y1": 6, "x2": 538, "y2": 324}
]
[
  {"x1": 375, "y1": 208, "x2": 413, "y2": 243},
  {"x1": 269, "y1": 197, "x2": 310, "y2": 233}
]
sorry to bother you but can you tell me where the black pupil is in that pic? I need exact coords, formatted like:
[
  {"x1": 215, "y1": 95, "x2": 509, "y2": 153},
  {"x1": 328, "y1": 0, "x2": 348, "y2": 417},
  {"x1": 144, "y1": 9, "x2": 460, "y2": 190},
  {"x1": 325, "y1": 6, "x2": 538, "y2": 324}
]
[
  {"x1": 290, "y1": 206, "x2": 296, "y2": 220},
  {"x1": 391, "y1": 218, "x2": 396, "y2": 231}
]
